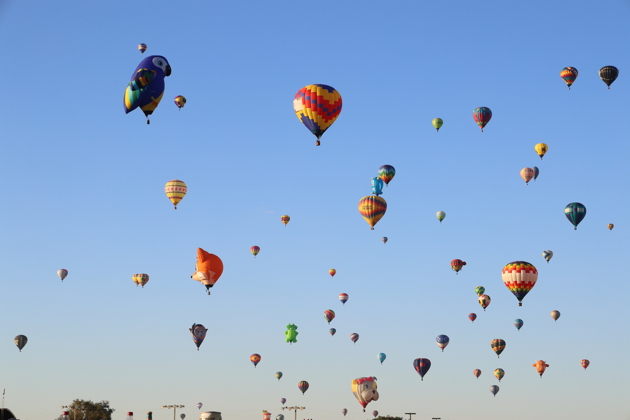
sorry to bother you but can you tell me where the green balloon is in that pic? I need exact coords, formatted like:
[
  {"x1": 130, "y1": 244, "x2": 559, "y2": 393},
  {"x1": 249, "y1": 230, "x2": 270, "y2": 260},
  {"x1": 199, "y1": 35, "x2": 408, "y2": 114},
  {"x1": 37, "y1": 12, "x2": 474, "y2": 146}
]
[
  {"x1": 475, "y1": 286, "x2": 485, "y2": 296},
  {"x1": 432, "y1": 118, "x2": 444, "y2": 131},
  {"x1": 285, "y1": 323, "x2": 298, "y2": 344}
]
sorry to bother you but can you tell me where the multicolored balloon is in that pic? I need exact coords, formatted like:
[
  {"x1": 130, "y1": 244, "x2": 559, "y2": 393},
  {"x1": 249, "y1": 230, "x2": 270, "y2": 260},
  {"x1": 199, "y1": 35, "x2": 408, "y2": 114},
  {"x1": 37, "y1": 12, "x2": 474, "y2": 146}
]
[
  {"x1": 191, "y1": 248, "x2": 224, "y2": 295},
  {"x1": 293, "y1": 84, "x2": 342, "y2": 146},
  {"x1": 378, "y1": 165, "x2": 396, "y2": 187},
  {"x1": 124, "y1": 55, "x2": 171, "y2": 124},
  {"x1": 565, "y1": 202, "x2": 586, "y2": 230},
  {"x1": 14, "y1": 335, "x2": 27, "y2": 352},
  {"x1": 339, "y1": 293, "x2": 348, "y2": 305},
  {"x1": 262, "y1": 412, "x2": 270, "y2": 420},
  {"x1": 550, "y1": 310, "x2": 561, "y2": 321},
  {"x1": 275, "y1": 372, "x2": 283, "y2": 381},
  {"x1": 468, "y1": 313, "x2": 477, "y2": 322},
  {"x1": 381, "y1": 237, "x2": 388, "y2": 244},
  {"x1": 532, "y1": 166, "x2": 539, "y2": 181},
  {"x1": 436, "y1": 211, "x2": 446, "y2": 223},
  {"x1": 138, "y1": 43, "x2": 147, "y2": 53},
  {"x1": 413, "y1": 358, "x2": 431, "y2": 380},
  {"x1": 250, "y1": 246, "x2": 260, "y2": 258},
  {"x1": 432, "y1": 118, "x2": 443, "y2": 132},
  {"x1": 329, "y1": 269, "x2": 337, "y2": 277},
  {"x1": 491, "y1": 339, "x2": 506, "y2": 358},
  {"x1": 377, "y1": 353, "x2": 386, "y2": 364},
  {"x1": 280, "y1": 398, "x2": 286, "y2": 405},
  {"x1": 475, "y1": 286, "x2": 485, "y2": 296},
  {"x1": 608, "y1": 223, "x2": 614, "y2": 230},
  {"x1": 532, "y1": 360, "x2": 549, "y2": 377},
  {"x1": 473, "y1": 369, "x2": 481, "y2": 379},
  {"x1": 250, "y1": 353, "x2": 261, "y2": 367},
  {"x1": 329, "y1": 328, "x2": 336, "y2": 336},
  {"x1": 501, "y1": 261, "x2": 538, "y2": 306},
  {"x1": 534, "y1": 143, "x2": 548, "y2": 160},
  {"x1": 132, "y1": 273, "x2": 149, "y2": 288},
  {"x1": 351, "y1": 377, "x2": 379, "y2": 411},
  {"x1": 350, "y1": 333, "x2": 359, "y2": 344},
  {"x1": 164, "y1": 180, "x2": 187, "y2": 209},
  {"x1": 542, "y1": 250, "x2": 553, "y2": 263},
  {"x1": 435, "y1": 335, "x2": 450, "y2": 352},
  {"x1": 514, "y1": 319, "x2": 523, "y2": 331},
  {"x1": 298, "y1": 380, "x2": 309, "y2": 394},
  {"x1": 451, "y1": 259, "x2": 466, "y2": 274},
  {"x1": 281, "y1": 215, "x2": 290, "y2": 226},
  {"x1": 472, "y1": 107, "x2": 492, "y2": 132},
  {"x1": 478, "y1": 294, "x2": 491, "y2": 311},
  {"x1": 520, "y1": 167, "x2": 534, "y2": 185},
  {"x1": 599, "y1": 66, "x2": 619, "y2": 89},
  {"x1": 358, "y1": 196, "x2": 387, "y2": 230},
  {"x1": 57, "y1": 269, "x2": 68, "y2": 282},
  {"x1": 341, "y1": 409, "x2": 348, "y2": 417},
  {"x1": 489, "y1": 385, "x2": 499, "y2": 397},
  {"x1": 372, "y1": 411, "x2": 378, "y2": 418},
  {"x1": 370, "y1": 175, "x2": 384, "y2": 195},
  {"x1": 324, "y1": 309, "x2": 336, "y2": 324},
  {"x1": 581, "y1": 359, "x2": 590, "y2": 370},
  {"x1": 174, "y1": 95, "x2": 186, "y2": 109},
  {"x1": 560, "y1": 67, "x2": 578, "y2": 89},
  {"x1": 494, "y1": 368, "x2": 505, "y2": 382}
]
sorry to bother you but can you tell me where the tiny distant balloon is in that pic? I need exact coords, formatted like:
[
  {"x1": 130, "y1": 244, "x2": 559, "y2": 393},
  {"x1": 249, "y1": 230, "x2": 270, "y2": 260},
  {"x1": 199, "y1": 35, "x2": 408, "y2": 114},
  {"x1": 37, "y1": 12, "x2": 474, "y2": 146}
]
[
  {"x1": 489, "y1": 385, "x2": 499, "y2": 397},
  {"x1": 174, "y1": 95, "x2": 187, "y2": 109},
  {"x1": 436, "y1": 335, "x2": 449, "y2": 352},
  {"x1": 298, "y1": 380, "x2": 309, "y2": 394},
  {"x1": 14, "y1": 335, "x2": 27, "y2": 352},
  {"x1": 250, "y1": 353, "x2": 261, "y2": 367},
  {"x1": 280, "y1": 398, "x2": 286, "y2": 405},
  {"x1": 432, "y1": 118, "x2": 443, "y2": 132},
  {"x1": 190, "y1": 323, "x2": 208, "y2": 350},
  {"x1": 599, "y1": 66, "x2": 619, "y2": 89},
  {"x1": 324, "y1": 309, "x2": 336, "y2": 324},
  {"x1": 371, "y1": 177, "x2": 384, "y2": 196},
  {"x1": 250, "y1": 246, "x2": 260, "y2": 258},
  {"x1": 281, "y1": 215, "x2": 290, "y2": 226},
  {"x1": 372, "y1": 411, "x2": 378, "y2": 418},
  {"x1": 413, "y1": 358, "x2": 431, "y2": 380},
  {"x1": 451, "y1": 259, "x2": 466, "y2": 274},
  {"x1": 378, "y1": 165, "x2": 396, "y2": 187},
  {"x1": 293, "y1": 84, "x2": 342, "y2": 146},
  {"x1": 532, "y1": 360, "x2": 549, "y2": 377},
  {"x1": 473, "y1": 369, "x2": 481, "y2": 379},
  {"x1": 276, "y1": 416, "x2": 284, "y2": 420},
  {"x1": 560, "y1": 67, "x2": 578, "y2": 89},
  {"x1": 276, "y1": 371, "x2": 283, "y2": 381},
  {"x1": 164, "y1": 180, "x2": 187, "y2": 209},
  {"x1": 329, "y1": 328, "x2": 336, "y2": 336},
  {"x1": 550, "y1": 310, "x2": 560, "y2": 321},
  {"x1": 197, "y1": 403, "x2": 202, "y2": 410},
  {"x1": 542, "y1": 250, "x2": 553, "y2": 263},
  {"x1": 339, "y1": 293, "x2": 348, "y2": 305},
  {"x1": 468, "y1": 313, "x2": 477, "y2": 322},
  {"x1": 608, "y1": 223, "x2": 614, "y2": 230},
  {"x1": 581, "y1": 359, "x2": 590, "y2": 370},
  {"x1": 341, "y1": 409, "x2": 348, "y2": 417},
  {"x1": 350, "y1": 333, "x2": 359, "y2": 344},
  {"x1": 377, "y1": 353, "x2": 386, "y2": 364},
  {"x1": 382, "y1": 237, "x2": 388, "y2": 244},
  {"x1": 478, "y1": 294, "x2": 491, "y2": 311},
  {"x1": 491, "y1": 339, "x2": 506, "y2": 358},
  {"x1": 475, "y1": 286, "x2": 485, "y2": 296},
  {"x1": 180, "y1": 415, "x2": 185, "y2": 420},
  {"x1": 514, "y1": 319, "x2": 523, "y2": 331},
  {"x1": 494, "y1": 368, "x2": 505, "y2": 382},
  {"x1": 534, "y1": 143, "x2": 548, "y2": 160},
  {"x1": 520, "y1": 167, "x2": 534, "y2": 185},
  {"x1": 138, "y1": 43, "x2": 147, "y2": 53},
  {"x1": 532, "y1": 166, "x2": 539, "y2": 181},
  {"x1": 565, "y1": 202, "x2": 586, "y2": 230},
  {"x1": 472, "y1": 107, "x2": 492, "y2": 132},
  {"x1": 329, "y1": 269, "x2": 337, "y2": 277},
  {"x1": 436, "y1": 211, "x2": 446, "y2": 223},
  {"x1": 132, "y1": 273, "x2": 149, "y2": 288},
  {"x1": 57, "y1": 269, "x2": 68, "y2": 282}
]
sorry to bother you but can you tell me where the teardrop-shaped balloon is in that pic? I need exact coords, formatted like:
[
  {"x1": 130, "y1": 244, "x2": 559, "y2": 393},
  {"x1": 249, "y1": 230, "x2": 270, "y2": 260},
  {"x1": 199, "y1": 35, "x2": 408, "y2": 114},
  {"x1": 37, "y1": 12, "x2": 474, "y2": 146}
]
[
  {"x1": 489, "y1": 385, "x2": 500, "y2": 397},
  {"x1": 381, "y1": 237, "x2": 388, "y2": 244},
  {"x1": 297, "y1": 380, "x2": 309, "y2": 394},
  {"x1": 250, "y1": 246, "x2": 260, "y2": 258},
  {"x1": 542, "y1": 250, "x2": 553, "y2": 263},
  {"x1": 534, "y1": 143, "x2": 548, "y2": 160},
  {"x1": 378, "y1": 165, "x2": 396, "y2": 186},
  {"x1": 520, "y1": 167, "x2": 534, "y2": 184},
  {"x1": 565, "y1": 202, "x2": 586, "y2": 230},
  {"x1": 293, "y1": 84, "x2": 342, "y2": 146},
  {"x1": 451, "y1": 259, "x2": 466, "y2": 274},
  {"x1": 358, "y1": 196, "x2": 387, "y2": 230},
  {"x1": 280, "y1": 398, "x2": 286, "y2": 406},
  {"x1": 432, "y1": 118, "x2": 443, "y2": 132},
  {"x1": 475, "y1": 286, "x2": 485, "y2": 296},
  {"x1": 413, "y1": 358, "x2": 431, "y2": 380},
  {"x1": 329, "y1": 269, "x2": 336, "y2": 277},
  {"x1": 478, "y1": 294, "x2": 491, "y2": 311},
  {"x1": 435, "y1": 335, "x2": 450, "y2": 352},
  {"x1": 372, "y1": 411, "x2": 378, "y2": 418},
  {"x1": 581, "y1": 359, "x2": 590, "y2": 370},
  {"x1": 250, "y1": 353, "x2": 261, "y2": 367},
  {"x1": 560, "y1": 67, "x2": 578, "y2": 89},
  {"x1": 132, "y1": 273, "x2": 149, "y2": 288},
  {"x1": 473, "y1": 369, "x2": 481, "y2": 378},
  {"x1": 323, "y1": 309, "x2": 336, "y2": 324},
  {"x1": 494, "y1": 368, "x2": 505, "y2": 382},
  {"x1": 436, "y1": 211, "x2": 446, "y2": 223},
  {"x1": 598, "y1": 66, "x2": 618, "y2": 89},
  {"x1": 164, "y1": 180, "x2": 187, "y2": 209},
  {"x1": 350, "y1": 333, "x2": 359, "y2": 344},
  {"x1": 532, "y1": 166, "x2": 539, "y2": 181},
  {"x1": 491, "y1": 339, "x2": 506, "y2": 358},
  {"x1": 377, "y1": 353, "x2": 386, "y2": 364},
  {"x1": 341, "y1": 409, "x2": 348, "y2": 416},
  {"x1": 14, "y1": 335, "x2": 27, "y2": 352},
  {"x1": 174, "y1": 95, "x2": 186, "y2": 109},
  {"x1": 608, "y1": 223, "x2": 614, "y2": 230},
  {"x1": 501, "y1": 261, "x2": 538, "y2": 306},
  {"x1": 514, "y1": 319, "x2": 523, "y2": 331},
  {"x1": 339, "y1": 293, "x2": 348, "y2": 305},
  {"x1": 468, "y1": 313, "x2": 477, "y2": 322},
  {"x1": 275, "y1": 371, "x2": 283, "y2": 381},
  {"x1": 57, "y1": 269, "x2": 68, "y2": 282},
  {"x1": 472, "y1": 107, "x2": 492, "y2": 132},
  {"x1": 550, "y1": 310, "x2": 561, "y2": 321},
  {"x1": 329, "y1": 328, "x2": 336, "y2": 336},
  {"x1": 138, "y1": 43, "x2": 147, "y2": 53},
  {"x1": 281, "y1": 215, "x2": 290, "y2": 226}
]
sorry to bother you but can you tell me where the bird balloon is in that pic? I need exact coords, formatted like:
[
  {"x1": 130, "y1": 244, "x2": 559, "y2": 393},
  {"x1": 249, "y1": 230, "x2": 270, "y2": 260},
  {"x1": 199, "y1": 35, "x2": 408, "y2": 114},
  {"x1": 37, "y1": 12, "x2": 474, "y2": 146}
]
[{"x1": 124, "y1": 55, "x2": 171, "y2": 124}]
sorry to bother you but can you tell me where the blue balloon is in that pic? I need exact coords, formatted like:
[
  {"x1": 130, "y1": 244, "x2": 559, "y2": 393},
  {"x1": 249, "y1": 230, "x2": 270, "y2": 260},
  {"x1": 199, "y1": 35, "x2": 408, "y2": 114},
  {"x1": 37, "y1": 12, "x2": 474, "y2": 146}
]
[
  {"x1": 436, "y1": 334, "x2": 450, "y2": 352},
  {"x1": 489, "y1": 385, "x2": 500, "y2": 397},
  {"x1": 377, "y1": 353, "x2": 386, "y2": 364},
  {"x1": 565, "y1": 202, "x2": 586, "y2": 230},
  {"x1": 123, "y1": 55, "x2": 172, "y2": 124},
  {"x1": 329, "y1": 328, "x2": 336, "y2": 336},
  {"x1": 371, "y1": 177, "x2": 384, "y2": 196},
  {"x1": 532, "y1": 166, "x2": 539, "y2": 181},
  {"x1": 514, "y1": 319, "x2": 523, "y2": 331}
]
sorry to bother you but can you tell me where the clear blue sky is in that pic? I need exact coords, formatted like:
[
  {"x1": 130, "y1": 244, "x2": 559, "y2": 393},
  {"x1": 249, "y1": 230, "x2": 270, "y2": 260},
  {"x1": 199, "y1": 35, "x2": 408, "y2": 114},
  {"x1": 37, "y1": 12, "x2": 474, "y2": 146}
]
[{"x1": 0, "y1": 1, "x2": 628, "y2": 420}]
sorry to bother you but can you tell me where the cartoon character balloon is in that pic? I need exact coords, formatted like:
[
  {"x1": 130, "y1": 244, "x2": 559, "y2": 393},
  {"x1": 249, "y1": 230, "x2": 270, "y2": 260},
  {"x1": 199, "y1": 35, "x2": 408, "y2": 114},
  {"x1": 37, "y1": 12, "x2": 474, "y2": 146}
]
[
  {"x1": 542, "y1": 250, "x2": 553, "y2": 263},
  {"x1": 351, "y1": 377, "x2": 379, "y2": 411},
  {"x1": 174, "y1": 95, "x2": 186, "y2": 110},
  {"x1": 550, "y1": 310, "x2": 561, "y2": 321},
  {"x1": 250, "y1": 353, "x2": 261, "y2": 367},
  {"x1": 489, "y1": 385, "x2": 499, "y2": 397},
  {"x1": 298, "y1": 380, "x2": 309, "y2": 394},
  {"x1": 599, "y1": 66, "x2": 619, "y2": 89},
  {"x1": 350, "y1": 333, "x2": 359, "y2": 344},
  {"x1": 275, "y1": 372, "x2": 283, "y2": 381},
  {"x1": 534, "y1": 143, "x2": 548, "y2": 160},
  {"x1": 565, "y1": 202, "x2": 586, "y2": 230},
  {"x1": 57, "y1": 269, "x2": 68, "y2": 282},
  {"x1": 468, "y1": 313, "x2": 477, "y2": 322},
  {"x1": 14, "y1": 335, "x2": 27, "y2": 352},
  {"x1": 478, "y1": 294, "x2": 491, "y2": 311},
  {"x1": 532, "y1": 360, "x2": 549, "y2": 377},
  {"x1": 432, "y1": 118, "x2": 443, "y2": 132},
  {"x1": 250, "y1": 246, "x2": 260, "y2": 258},
  {"x1": 358, "y1": 196, "x2": 387, "y2": 230},
  {"x1": 501, "y1": 261, "x2": 538, "y2": 306},
  {"x1": 189, "y1": 323, "x2": 208, "y2": 350},
  {"x1": 132, "y1": 273, "x2": 149, "y2": 288},
  {"x1": 378, "y1": 165, "x2": 396, "y2": 187},
  {"x1": 371, "y1": 177, "x2": 384, "y2": 196},
  {"x1": 324, "y1": 309, "x2": 336, "y2": 324},
  {"x1": 451, "y1": 259, "x2": 466, "y2": 274},
  {"x1": 581, "y1": 359, "x2": 590, "y2": 370},
  {"x1": 413, "y1": 358, "x2": 431, "y2": 380},
  {"x1": 494, "y1": 368, "x2": 505, "y2": 382},
  {"x1": 285, "y1": 324, "x2": 299, "y2": 344},
  {"x1": 514, "y1": 319, "x2": 523, "y2": 331},
  {"x1": 124, "y1": 55, "x2": 171, "y2": 124},
  {"x1": 138, "y1": 43, "x2": 147, "y2": 54},
  {"x1": 339, "y1": 293, "x2": 349, "y2": 305},
  {"x1": 473, "y1": 369, "x2": 481, "y2": 379},
  {"x1": 377, "y1": 353, "x2": 386, "y2": 364},
  {"x1": 164, "y1": 180, "x2": 187, "y2": 209},
  {"x1": 281, "y1": 215, "x2": 290, "y2": 226},
  {"x1": 491, "y1": 339, "x2": 506, "y2": 358},
  {"x1": 520, "y1": 167, "x2": 534, "y2": 185},
  {"x1": 435, "y1": 335, "x2": 450, "y2": 352},
  {"x1": 436, "y1": 211, "x2": 446, "y2": 223},
  {"x1": 191, "y1": 248, "x2": 224, "y2": 295},
  {"x1": 472, "y1": 107, "x2": 492, "y2": 132},
  {"x1": 329, "y1": 328, "x2": 336, "y2": 336},
  {"x1": 293, "y1": 84, "x2": 342, "y2": 146},
  {"x1": 262, "y1": 411, "x2": 271, "y2": 420}
]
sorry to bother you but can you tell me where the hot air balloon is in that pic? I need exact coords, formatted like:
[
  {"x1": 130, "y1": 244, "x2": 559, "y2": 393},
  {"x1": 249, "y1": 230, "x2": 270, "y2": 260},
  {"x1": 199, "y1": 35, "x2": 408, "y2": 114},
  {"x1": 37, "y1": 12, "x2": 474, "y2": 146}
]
[
  {"x1": 281, "y1": 215, "x2": 290, "y2": 226},
  {"x1": 339, "y1": 293, "x2": 348, "y2": 305},
  {"x1": 599, "y1": 66, "x2": 618, "y2": 89},
  {"x1": 189, "y1": 323, "x2": 208, "y2": 350},
  {"x1": 341, "y1": 409, "x2": 348, "y2": 416},
  {"x1": 293, "y1": 84, "x2": 342, "y2": 146},
  {"x1": 520, "y1": 167, "x2": 534, "y2": 185},
  {"x1": 608, "y1": 223, "x2": 614, "y2": 230},
  {"x1": 514, "y1": 319, "x2": 523, "y2": 331},
  {"x1": 565, "y1": 202, "x2": 586, "y2": 230},
  {"x1": 329, "y1": 328, "x2": 336, "y2": 336},
  {"x1": 132, "y1": 273, "x2": 149, "y2": 288},
  {"x1": 262, "y1": 411, "x2": 271, "y2": 420},
  {"x1": 180, "y1": 415, "x2": 185, "y2": 420},
  {"x1": 435, "y1": 335, "x2": 450, "y2": 352},
  {"x1": 371, "y1": 177, "x2": 384, "y2": 196},
  {"x1": 358, "y1": 196, "x2": 387, "y2": 230},
  {"x1": 250, "y1": 354, "x2": 261, "y2": 367},
  {"x1": 276, "y1": 416, "x2": 284, "y2": 420},
  {"x1": 475, "y1": 286, "x2": 485, "y2": 296},
  {"x1": 378, "y1": 165, "x2": 396, "y2": 187},
  {"x1": 473, "y1": 369, "x2": 481, "y2": 379},
  {"x1": 581, "y1": 359, "x2": 590, "y2": 370},
  {"x1": 381, "y1": 237, "x2": 388, "y2": 244},
  {"x1": 468, "y1": 313, "x2": 477, "y2": 322},
  {"x1": 324, "y1": 309, "x2": 336, "y2": 324},
  {"x1": 174, "y1": 95, "x2": 186, "y2": 109},
  {"x1": 164, "y1": 180, "x2": 187, "y2": 209},
  {"x1": 532, "y1": 360, "x2": 549, "y2": 377},
  {"x1": 285, "y1": 324, "x2": 298, "y2": 344},
  {"x1": 372, "y1": 411, "x2": 378, "y2": 418},
  {"x1": 472, "y1": 107, "x2": 492, "y2": 132},
  {"x1": 491, "y1": 339, "x2": 506, "y2": 358},
  {"x1": 276, "y1": 372, "x2": 283, "y2": 381},
  {"x1": 494, "y1": 368, "x2": 505, "y2": 382},
  {"x1": 329, "y1": 269, "x2": 337, "y2": 277},
  {"x1": 432, "y1": 118, "x2": 443, "y2": 132},
  {"x1": 501, "y1": 261, "x2": 538, "y2": 306},
  {"x1": 197, "y1": 403, "x2": 202, "y2": 410},
  {"x1": 478, "y1": 294, "x2": 491, "y2": 311},
  {"x1": 377, "y1": 353, "x2": 386, "y2": 364},
  {"x1": 489, "y1": 385, "x2": 499, "y2": 397},
  {"x1": 298, "y1": 380, "x2": 309, "y2": 394},
  {"x1": 436, "y1": 211, "x2": 446, "y2": 223},
  {"x1": 560, "y1": 67, "x2": 578, "y2": 89},
  {"x1": 57, "y1": 269, "x2": 68, "y2": 282},
  {"x1": 542, "y1": 250, "x2": 553, "y2": 263},
  {"x1": 413, "y1": 358, "x2": 431, "y2": 380},
  {"x1": 191, "y1": 248, "x2": 224, "y2": 295},
  {"x1": 550, "y1": 310, "x2": 560, "y2": 321},
  {"x1": 280, "y1": 399, "x2": 286, "y2": 406},
  {"x1": 14, "y1": 335, "x2": 27, "y2": 352},
  {"x1": 350, "y1": 333, "x2": 359, "y2": 344},
  {"x1": 351, "y1": 377, "x2": 379, "y2": 411},
  {"x1": 138, "y1": 43, "x2": 147, "y2": 53},
  {"x1": 250, "y1": 246, "x2": 260, "y2": 258},
  {"x1": 534, "y1": 143, "x2": 548, "y2": 160},
  {"x1": 124, "y1": 55, "x2": 171, "y2": 124},
  {"x1": 451, "y1": 259, "x2": 466, "y2": 274},
  {"x1": 532, "y1": 166, "x2": 539, "y2": 181}
]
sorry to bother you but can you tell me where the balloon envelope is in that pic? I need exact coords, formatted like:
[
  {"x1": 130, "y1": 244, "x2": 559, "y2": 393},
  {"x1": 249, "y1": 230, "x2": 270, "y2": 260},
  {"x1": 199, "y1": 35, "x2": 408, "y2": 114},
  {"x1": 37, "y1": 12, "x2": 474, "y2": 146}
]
[
  {"x1": 473, "y1": 369, "x2": 481, "y2": 378},
  {"x1": 324, "y1": 309, "x2": 336, "y2": 324},
  {"x1": 57, "y1": 269, "x2": 68, "y2": 281},
  {"x1": 489, "y1": 385, "x2": 500, "y2": 396},
  {"x1": 341, "y1": 409, "x2": 347, "y2": 416},
  {"x1": 275, "y1": 372, "x2": 283, "y2": 381},
  {"x1": 534, "y1": 143, "x2": 548, "y2": 159},
  {"x1": 339, "y1": 293, "x2": 348, "y2": 305},
  {"x1": 478, "y1": 294, "x2": 491, "y2": 311},
  {"x1": 494, "y1": 368, "x2": 505, "y2": 382},
  {"x1": 350, "y1": 333, "x2": 359, "y2": 343},
  {"x1": 250, "y1": 246, "x2": 260, "y2": 257},
  {"x1": 599, "y1": 65, "x2": 619, "y2": 88},
  {"x1": 293, "y1": 84, "x2": 342, "y2": 145},
  {"x1": 174, "y1": 95, "x2": 186, "y2": 109},
  {"x1": 281, "y1": 215, "x2": 290, "y2": 226},
  {"x1": 472, "y1": 107, "x2": 492, "y2": 131},
  {"x1": 189, "y1": 323, "x2": 208, "y2": 350},
  {"x1": 358, "y1": 196, "x2": 387, "y2": 230},
  {"x1": 451, "y1": 259, "x2": 466, "y2": 274},
  {"x1": 372, "y1": 411, "x2": 378, "y2": 418},
  {"x1": 371, "y1": 177, "x2": 384, "y2": 196},
  {"x1": 520, "y1": 167, "x2": 534, "y2": 184},
  {"x1": 501, "y1": 261, "x2": 538, "y2": 306},
  {"x1": 542, "y1": 250, "x2": 553, "y2": 263},
  {"x1": 164, "y1": 180, "x2": 187, "y2": 209},
  {"x1": 565, "y1": 202, "x2": 587, "y2": 230},
  {"x1": 432, "y1": 118, "x2": 443, "y2": 131},
  {"x1": 381, "y1": 237, "x2": 388, "y2": 244},
  {"x1": 475, "y1": 286, "x2": 485, "y2": 296},
  {"x1": 436, "y1": 211, "x2": 446, "y2": 222},
  {"x1": 329, "y1": 328, "x2": 336, "y2": 336},
  {"x1": 298, "y1": 380, "x2": 309, "y2": 394},
  {"x1": 550, "y1": 310, "x2": 561, "y2": 321},
  {"x1": 581, "y1": 359, "x2": 590, "y2": 370},
  {"x1": 514, "y1": 319, "x2": 524, "y2": 331},
  {"x1": 14, "y1": 335, "x2": 27, "y2": 351},
  {"x1": 378, "y1": 165, "x2": 396, "y2": 186},
  {"x1": 560, "y1": 67, "x2": 578, "y2": 89},
  {"x1": 608, "y1": 223, "x2": 614, "y2": 230},
  {"x1": 351, "y1": 377, "x2": 379, "y2": 411},
  {"x1": 435, "y1": 335, "x2": 450, "y2": 352},
  {"x1": 250, "y1": 353, "x2": 261, "y2": 367},
  {"x1": 197, "y1": 403, "x2": 202, "y2": 410},
  {"x1": 192, "y1": 248, "x2": 224, "y2": 294},
  {"x1": 413, "y1": 358, "x2": 431, "y2": 380},
  {"x1": 532, "y1": 166, "x2": 539, "y2": 180},
  {"x1": 532, "y1": 360, "x2": 549, "y2": 377},
  {"x1": 280, "y1": 398, "x2": 286, "y2": 405},
  {"x1": 377, "y1": 353, "x2": 386, "y2": 364},
  {"x1": 329, "y1": 269, "x2": 336, "y2": 277},
  {"x1": 468, "y1": 313, "x2": 477, "y2": 322},
  {"x1": 138, "y1": 43, "x2": 147, "y2": 53},
  {"x1": 491, "y1": 339, "x2": 506, "y2": 358},
  {"x1": 132, "y1": 273, "x2": 149, "y2": 288}
]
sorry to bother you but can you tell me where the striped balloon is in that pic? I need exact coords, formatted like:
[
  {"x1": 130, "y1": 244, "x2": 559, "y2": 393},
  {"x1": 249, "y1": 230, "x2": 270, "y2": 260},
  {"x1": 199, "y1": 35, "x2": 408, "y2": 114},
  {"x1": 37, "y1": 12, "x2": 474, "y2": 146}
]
[
  {"x1": 323, "y1": 309, "x2": 336, "y2": 324},
  {"x1": 164, "y1": 180, "x2": 187, "y2": 209},
  {"x1": 472, "y1": 107, "x2": 492, "y2": 132},
  {"x1": 338, "y1": 293, "x2": 348, "y2": 305},
  {"x1": 298, "y1": 380, "x2": 309, "y2": 394},
  {"x1": 473, "y1": 369, "x2": 481, "y2": 378},
  {"x1": 581, "y1": 359, "x2": 590, "y2": 370},
  {"x1": 565, "y1": 202, "x2": 586, "y2": 230},
  {"x1": 501, "y1": 261, "x2": 538, "y2": 306},
  {"x1": 599, "y1": 66, "x2": 619, "y2": 89},
  {"x1": 413, "y1": 358, "x2": 431, "y2": 380},
  {"x1": 250, "y1": 246, "x2": 260, "y2": 258},
  {"x1": 293, "y1": 84, "x2": 342, "y2": 146},
  {"x1": 132, "y1": 273, "x2": 149, "y2": 288},
  {"x1": 350, "y1": 333, "x2": 359, "y2": 344},
  {"x1": 378, "y1": 165, "x2": 396, "y2": 186},
  {"x1": 138, "y1": 43, "x2": 147, "y2": 53},
  {"x1": 329, "y1": 269, "x2": 336, "y2": 277},
  {"x1": 468, "y1": 313, "x2": 477, "y2": 322},
  {"x1": 478, "y1": 294, "x2": 491, "y2": 311},
  {"x1": 491, "y1": 339, "x2": 506, "y2": 358},
  {"x1": 494, "y1": 368, "x2": 505, "y2": 382},
  {"x1": 358, "y1": 196, "x2": 387, "y2": 230},
  {"x1": 560, "y1": 67, "x2": 578, "y2": 89},
  {"x1": 520, "y1": 167, "x2": 534, "y2": 184},
  {"x1": 280, "y1": 215, "x2": 290, "y2": 226}
]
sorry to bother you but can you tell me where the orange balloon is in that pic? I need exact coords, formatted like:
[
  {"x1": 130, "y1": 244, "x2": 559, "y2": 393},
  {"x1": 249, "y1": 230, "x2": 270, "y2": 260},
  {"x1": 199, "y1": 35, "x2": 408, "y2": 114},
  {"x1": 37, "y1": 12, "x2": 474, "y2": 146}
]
[
  {"x1": 329, "y1": 269, "x2": 336, "y2": 277},
  {"x1": 191, "y1": 248, "x2": 224, "y2": 295},
  {"x1": 532, "y1": 360, "x2": 549, "y2": 377}
]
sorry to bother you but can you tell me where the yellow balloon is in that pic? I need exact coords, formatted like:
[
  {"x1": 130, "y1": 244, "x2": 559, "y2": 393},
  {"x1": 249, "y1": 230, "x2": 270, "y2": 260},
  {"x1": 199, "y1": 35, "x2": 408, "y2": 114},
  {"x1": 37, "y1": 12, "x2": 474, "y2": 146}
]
[
  {"x1": 534, "y1": 143, "x2": 548, "y2": 160},
  {"x1": 164, "y1": 180, "x2": 187, "y2": 209}
]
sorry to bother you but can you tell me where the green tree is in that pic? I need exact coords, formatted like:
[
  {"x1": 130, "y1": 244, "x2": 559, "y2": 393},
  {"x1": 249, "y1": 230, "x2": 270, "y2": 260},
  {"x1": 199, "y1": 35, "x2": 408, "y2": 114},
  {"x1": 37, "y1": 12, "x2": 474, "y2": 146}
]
[{"x1": 56, "y1": 399, "x2": 115, "y2": 420}]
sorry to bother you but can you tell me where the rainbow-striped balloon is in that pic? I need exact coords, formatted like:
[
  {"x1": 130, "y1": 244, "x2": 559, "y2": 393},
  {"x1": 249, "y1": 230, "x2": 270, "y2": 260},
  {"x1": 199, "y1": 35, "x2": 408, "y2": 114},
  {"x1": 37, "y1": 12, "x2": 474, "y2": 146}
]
[
  {"x1": 501, "y1": 261, "x2": 538, "y2": 306},
  {"x1": 358, "y1": 196, "x2": 387, "y2": 230},
  {"x1": 293, "y1": 84, "x2": 342, "y2": 146},
  {"x1": 560, "y1": 66, "x2": 578, "y2": 89},
  {"x1": 323, "y1": 309, "x2": 336, "y2": 324},
  {"x1": 132, "y1": 273, "x2": 149, "y2": 288}
]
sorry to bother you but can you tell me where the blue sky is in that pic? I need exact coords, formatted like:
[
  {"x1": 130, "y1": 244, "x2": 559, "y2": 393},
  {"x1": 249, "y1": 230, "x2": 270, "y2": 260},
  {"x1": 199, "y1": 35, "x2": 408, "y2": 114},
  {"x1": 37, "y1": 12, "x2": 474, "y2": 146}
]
[{"x1": 0, "y1": 1, "x2": 629, "y2": 419}]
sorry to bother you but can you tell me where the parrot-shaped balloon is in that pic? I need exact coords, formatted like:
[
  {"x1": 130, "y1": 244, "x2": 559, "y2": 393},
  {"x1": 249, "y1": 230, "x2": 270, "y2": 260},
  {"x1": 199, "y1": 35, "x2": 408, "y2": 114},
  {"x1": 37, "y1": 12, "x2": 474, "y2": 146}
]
[{"x1": 124, "y1": 55, "x2": 171, "y2": 124}]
